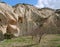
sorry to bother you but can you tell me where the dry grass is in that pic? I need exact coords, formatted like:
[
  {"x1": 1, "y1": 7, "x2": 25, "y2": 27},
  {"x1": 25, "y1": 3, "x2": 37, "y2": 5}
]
[{"x1": 0, "y1": 34, "x2": 60, "y2": 47}]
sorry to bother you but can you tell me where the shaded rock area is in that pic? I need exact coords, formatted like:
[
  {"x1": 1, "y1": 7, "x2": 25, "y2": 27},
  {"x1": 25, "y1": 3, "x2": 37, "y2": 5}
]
[{"x1": 0, "y1": 2, "x2": 60, "y2": 41}]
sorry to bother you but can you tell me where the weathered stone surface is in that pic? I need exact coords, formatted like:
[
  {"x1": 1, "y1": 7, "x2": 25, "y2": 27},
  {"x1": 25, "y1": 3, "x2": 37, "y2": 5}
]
[{"x1": 0, "y1": 2, "x2": 60, "y2": 40}]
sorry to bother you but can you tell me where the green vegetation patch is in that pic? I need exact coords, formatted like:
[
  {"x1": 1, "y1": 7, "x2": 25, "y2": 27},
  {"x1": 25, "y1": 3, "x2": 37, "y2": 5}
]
[{"x1": 50, "y1": 38, "x2": 60, "y2": 42}]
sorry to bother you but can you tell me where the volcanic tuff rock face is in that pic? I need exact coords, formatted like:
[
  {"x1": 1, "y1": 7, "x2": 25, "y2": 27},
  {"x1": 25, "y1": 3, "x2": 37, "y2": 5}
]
[{"x1": 0, "y1": 3, "x2": 60, "y2": 38}]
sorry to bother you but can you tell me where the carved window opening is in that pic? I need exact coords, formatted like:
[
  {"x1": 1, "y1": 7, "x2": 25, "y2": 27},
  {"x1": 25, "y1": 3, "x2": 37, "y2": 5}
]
[
  {"x1": 18, "y1": 17, "x2": 23, "y2": 23},
  {"x1": 0, "y1": 19, "x2": 2, "y2": 22}
]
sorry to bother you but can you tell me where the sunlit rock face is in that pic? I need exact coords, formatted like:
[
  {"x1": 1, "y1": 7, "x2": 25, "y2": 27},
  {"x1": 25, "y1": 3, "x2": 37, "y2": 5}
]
[
  {"x1": 0, "y1": 2, "x2": 60, "y2": 38},
  {"x1": 0, "y1": 3, "x2": 19, "y2": 36}
]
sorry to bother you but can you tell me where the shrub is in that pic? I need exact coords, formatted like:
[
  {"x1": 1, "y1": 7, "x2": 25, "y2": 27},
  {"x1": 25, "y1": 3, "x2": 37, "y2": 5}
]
[
  {"x1": 0, "y1": 30, "x2": 4, "y2": 41},
  {"x1": 4, "y1": 33, "x2": 14, "y2": 39}
]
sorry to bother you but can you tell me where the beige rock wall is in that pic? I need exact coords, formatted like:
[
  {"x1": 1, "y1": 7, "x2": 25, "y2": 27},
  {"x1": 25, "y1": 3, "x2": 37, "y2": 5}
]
[{"x1": 0, "y1": 3, "x2": 60, "y2": 37}]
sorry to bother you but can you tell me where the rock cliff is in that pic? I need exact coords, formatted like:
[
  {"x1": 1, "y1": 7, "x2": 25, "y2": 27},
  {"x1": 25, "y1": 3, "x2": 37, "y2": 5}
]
[{"x1": 0, "y1": 3, "x2": 60, "y2": 39}]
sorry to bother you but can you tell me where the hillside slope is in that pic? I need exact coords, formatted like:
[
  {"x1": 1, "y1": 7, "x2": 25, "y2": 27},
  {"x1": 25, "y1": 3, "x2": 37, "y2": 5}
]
[{"x1": 0, "y1": 2, "x2": 60, "y2": 39}]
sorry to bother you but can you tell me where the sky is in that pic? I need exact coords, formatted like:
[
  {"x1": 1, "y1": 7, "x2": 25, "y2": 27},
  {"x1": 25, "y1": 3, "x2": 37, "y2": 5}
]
[
  {"x1": 1, "y1": 0, "x2": 60, "y2": 9},
  {"x1": 2, "y1": 0, "x2": 37, "y2": 5}
]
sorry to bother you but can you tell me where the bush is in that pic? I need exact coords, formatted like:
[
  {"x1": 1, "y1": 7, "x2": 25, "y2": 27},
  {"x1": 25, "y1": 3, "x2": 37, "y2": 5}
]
[
  {"x1": 4, "y1": 33, "x2": 14, "y2": 39},
  {"x1": 0, "y1": 30, "x2": 4, "y2": 41}
]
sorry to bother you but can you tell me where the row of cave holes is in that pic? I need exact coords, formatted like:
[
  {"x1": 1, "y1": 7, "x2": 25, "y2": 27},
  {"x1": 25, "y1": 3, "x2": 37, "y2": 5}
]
[
  {"x1": 9, "y1": 17, "x2": 23, "y2": 24},
  {"x1": 0, "y1": 16, "x2": 23, "y2": 25}
]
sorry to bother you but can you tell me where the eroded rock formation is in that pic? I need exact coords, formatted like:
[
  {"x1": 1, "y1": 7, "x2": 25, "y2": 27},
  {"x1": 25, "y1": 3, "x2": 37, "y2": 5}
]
[{"x1": 0, "y1": 3, "x2": 60, "y2": 42}]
